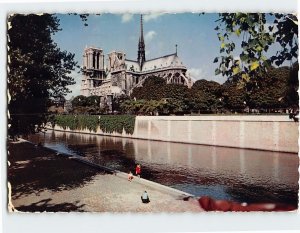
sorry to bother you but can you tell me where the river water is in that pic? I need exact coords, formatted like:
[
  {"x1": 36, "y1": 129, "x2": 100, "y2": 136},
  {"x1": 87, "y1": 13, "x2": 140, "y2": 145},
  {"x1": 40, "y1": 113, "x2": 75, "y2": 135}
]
[{"x1": 28, "y1": 130, "x2": 299, "y2": 206}]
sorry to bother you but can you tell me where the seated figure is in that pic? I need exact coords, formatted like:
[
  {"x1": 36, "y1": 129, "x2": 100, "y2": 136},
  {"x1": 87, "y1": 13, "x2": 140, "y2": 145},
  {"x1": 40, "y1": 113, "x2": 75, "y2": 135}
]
[{"x1": 141, "y1": 191, "x2": 150, "y2": 203}]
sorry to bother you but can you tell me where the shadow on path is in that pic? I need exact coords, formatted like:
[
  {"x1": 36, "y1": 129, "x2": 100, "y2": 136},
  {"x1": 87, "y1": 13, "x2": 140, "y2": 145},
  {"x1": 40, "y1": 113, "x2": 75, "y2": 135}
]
[
  {"x1": 8, "y1": 142, "x2": 106, "y2": 199},
  {"x1": 16, "y1": 198, "x2": 85, "y2": 212}
]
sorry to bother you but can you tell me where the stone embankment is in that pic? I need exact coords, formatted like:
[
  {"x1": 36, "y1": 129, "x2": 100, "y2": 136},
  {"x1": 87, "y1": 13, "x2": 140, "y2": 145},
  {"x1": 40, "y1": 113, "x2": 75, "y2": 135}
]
[
  {"x1": 50, "y1": 115, "x2": 299, "y2": 153},
  {"x1": 8, "y1": 140, "x2": 202, "y2": 212}
]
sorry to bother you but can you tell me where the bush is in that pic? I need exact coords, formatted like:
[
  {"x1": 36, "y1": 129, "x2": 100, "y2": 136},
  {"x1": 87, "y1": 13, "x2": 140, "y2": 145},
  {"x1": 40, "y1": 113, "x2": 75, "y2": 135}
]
[
  {"x1": 99, "y1": 115, "x2": 135, "y2": 134},
  {"x1": 53, "y1": 114, "x2": 136, "y2": 134},
  {"x1": 54, "y1": 115, "x2": 99, "y2": 132}
]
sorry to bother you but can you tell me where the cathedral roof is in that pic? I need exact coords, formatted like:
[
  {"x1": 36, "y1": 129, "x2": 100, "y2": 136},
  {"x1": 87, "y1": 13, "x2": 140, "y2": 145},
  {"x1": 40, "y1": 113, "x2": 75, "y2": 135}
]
[
  {"x1": 125, "y1": 59, "x2": 140, "y2": 72},
  {"x1": 125, "y1": 53, "x2": 186, "y2": 73},
  {"x1": 142, "y1": 53, "x2": 185, "y2": 71}
]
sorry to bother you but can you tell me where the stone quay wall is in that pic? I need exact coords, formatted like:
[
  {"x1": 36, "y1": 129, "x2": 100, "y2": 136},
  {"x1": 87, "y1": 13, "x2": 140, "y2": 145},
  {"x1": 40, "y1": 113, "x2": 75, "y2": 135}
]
[{"x1": 51, "y1": 115, "x2": 299, "y2": 153}]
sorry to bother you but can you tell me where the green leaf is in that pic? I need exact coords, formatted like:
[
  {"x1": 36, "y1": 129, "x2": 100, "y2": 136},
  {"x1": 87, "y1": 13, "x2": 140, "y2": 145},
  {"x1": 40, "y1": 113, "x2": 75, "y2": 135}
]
[
  {"x1": 241, "y1": 73, "x2": 250, "y2": 82},
  {"x1": 221, "y1": 43, "x2": 225, "y2": 48},
  {"x1": 255, "y1": 45, "x2": 263, "y2": 52},
  {"x1": 240, "y1": 54, "x2": 248, "y2": 62},
  {"x1": 215, "y1": 68, "x2": 221, "y2": 75},
  {"x1": 233, "y1": 66, "x2": 240, "y2": 75},
  {"x1": 235, "y1": 29, "x2": 241, "y2": 36},
  {"x1": 250, "y1": 61, "x2": 259, "y2": 71},
  {"x1": 261, "y1": 55, "x2": 267, "y2": 61},
  {"x1": 213, "y1": 57, "x2": 218, "y2": 63}
]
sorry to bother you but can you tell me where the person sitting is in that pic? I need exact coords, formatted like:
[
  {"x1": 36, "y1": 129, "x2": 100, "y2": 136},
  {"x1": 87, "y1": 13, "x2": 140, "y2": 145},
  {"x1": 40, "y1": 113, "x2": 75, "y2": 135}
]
[
  {"x1": 141, "y1": 191, "x2": 150, "y2": 203},
  {"x1": 128, "y1": 171, "x2": 133, "y2": 182}
]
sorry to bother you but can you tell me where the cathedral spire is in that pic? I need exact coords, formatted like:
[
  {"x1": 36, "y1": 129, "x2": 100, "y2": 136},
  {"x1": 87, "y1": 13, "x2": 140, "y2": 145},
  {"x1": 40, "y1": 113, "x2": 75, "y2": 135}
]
[
  {"x1": 137, "y1": 14, "x2": 146, "y2": 69},
  {"x1": 140, "y1": 14, "x2": 144, "y2": 43}
]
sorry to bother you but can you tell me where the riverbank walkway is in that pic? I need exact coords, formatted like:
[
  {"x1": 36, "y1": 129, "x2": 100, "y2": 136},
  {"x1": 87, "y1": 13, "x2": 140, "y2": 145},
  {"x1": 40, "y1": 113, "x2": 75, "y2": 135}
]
[{"x1": 8, "y1": 140, "x2": 203, "y2": 212}]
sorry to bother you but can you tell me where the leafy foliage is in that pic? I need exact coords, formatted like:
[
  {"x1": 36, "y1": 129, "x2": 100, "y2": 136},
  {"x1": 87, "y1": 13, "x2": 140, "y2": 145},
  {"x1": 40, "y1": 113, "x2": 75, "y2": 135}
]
[
  {"x1": 86, "y1": 95, "x2": 101, "y2": 107},
  {"x1": 130, "y1": 76, "x2": 191, "y2": 114},
  {"x1": 131, "y1": 76, "x2": 167, "y2": 100},
  {"x1": 69, "y1": 13, "x2": 100, "y2": 27},
  {"x1": 70, "y1": 95, "x2": 103, "y2": 115},
  {"x1": 214, "y1": 13, "x2": 298, "y2": 84},
  {"x1": 222, "y1": 82, "x2": 247, "y2": 111},
  {"x1": 247, "y1": 65, "x2": 296, "y2": 109},
  {"x1": 127, "y1": 66, "x2": 297, "y2": 114},
  {"x1": 99, "y1": 115, "x2": 136, "y2": 134},
  {"x1": 285, "y1": 63, "x2": 299, "y2": 107},
  {"x1": 189, "y1": 80, "x2": 223, "y2": 112},
  {"x1": 8, "y1": 14, "x2": 76, "y2": 137},
  {"x1": 53, "y1": 115, "x2": 136, "y2": 134},
  {"x1": 55, "y1": 115, "x2": 78, "y2": 130},
  {"x1": 54, "y1": 115, "x2": 99, "y2": 132},
  {"x1": 71, "y1": 95, "x2": 87, "y2": 107}
]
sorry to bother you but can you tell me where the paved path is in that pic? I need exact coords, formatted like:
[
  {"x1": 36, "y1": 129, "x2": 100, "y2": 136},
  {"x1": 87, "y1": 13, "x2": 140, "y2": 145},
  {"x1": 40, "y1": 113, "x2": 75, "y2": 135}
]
[{"x1": 8, "y1": 141, "x2": 203, "y2": 212}]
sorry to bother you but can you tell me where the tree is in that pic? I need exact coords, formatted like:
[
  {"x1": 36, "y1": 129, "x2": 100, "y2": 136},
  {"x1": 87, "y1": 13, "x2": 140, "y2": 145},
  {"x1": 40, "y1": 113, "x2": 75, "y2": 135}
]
[
  {"x1": 189, "y1": 80, "x2": 222, "y2": 113},
  {"x1": 131, "y1": 76, "x2": 191, "y2": 115},
  {"x1": 8, "y1": 14, "x2": 77, "y2": 137},
  {"x1": 86, "y1": 95, "x2": 100, "y2": 107},
  {"x1": 285, "y1": 63, "x2": 299, "y2": 107},
  {"x1": 222, "y1": 81, "x2": 247, "y2": 112},
  {"x1": 71, "y1": 95, "x2": 87, "y2": 107},
  {"x1": 247, "y1": 65, "x2": 296, "y2": 110},
  {"x1": 214, "y1": 13, "x2": 298, "y2": 85},
  {"x1": 112, "y1": 94, "x2": 130, "y2": 113},
  {"x1": 131, "y1": 76, "x2": 167, "y2": 100}
]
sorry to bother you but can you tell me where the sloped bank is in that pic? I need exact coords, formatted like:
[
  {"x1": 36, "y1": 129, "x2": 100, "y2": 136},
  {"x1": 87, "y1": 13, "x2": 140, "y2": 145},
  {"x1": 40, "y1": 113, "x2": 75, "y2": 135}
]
[
  {"x1": 48, "y1": 115, "x2": 298, "y2": 153},
  {"x1": 9, "y1": 140, "x2": 200, "y2": 212}
]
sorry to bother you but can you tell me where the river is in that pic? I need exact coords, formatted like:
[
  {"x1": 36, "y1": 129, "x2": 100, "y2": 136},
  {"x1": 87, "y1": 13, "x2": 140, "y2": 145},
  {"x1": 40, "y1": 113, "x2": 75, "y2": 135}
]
[{"x1": 28, "y1": 130, "x2": 299, "y2": 206}]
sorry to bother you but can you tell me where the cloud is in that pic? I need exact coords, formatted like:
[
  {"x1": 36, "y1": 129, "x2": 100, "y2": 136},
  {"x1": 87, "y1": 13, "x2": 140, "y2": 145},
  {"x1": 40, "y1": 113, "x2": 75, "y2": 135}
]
[
  {"x1": 188, "y1": 68, "x2": 206, "y2": 80},
  {"x1": 144, "y1": 13, "x2": 163, "y2": 22},
  {"x1": 121, "y1": 14, "x2": 133, "y2": 23},
  {"x1": 145, "y1": 30, "x2": 157, "y2": 42},
  {"x1": 189, "y1": 68, "x2": 225, "y2": 83}
]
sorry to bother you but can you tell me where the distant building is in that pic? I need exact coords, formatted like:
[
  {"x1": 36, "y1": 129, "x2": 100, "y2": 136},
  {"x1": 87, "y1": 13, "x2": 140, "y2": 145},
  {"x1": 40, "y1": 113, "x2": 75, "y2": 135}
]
[
  {"x1": 52, "y1": 96, "x2": 65, "y2": 108},
  {"x1": 80, "y1": 15, "x2": 193, "y2": 110}
]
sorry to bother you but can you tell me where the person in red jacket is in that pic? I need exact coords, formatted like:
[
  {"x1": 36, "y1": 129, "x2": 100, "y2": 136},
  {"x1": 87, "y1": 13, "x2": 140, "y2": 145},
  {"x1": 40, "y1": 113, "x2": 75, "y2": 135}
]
[{"x1": 135, "y1": 164, "x2": 141, "y2": 178}]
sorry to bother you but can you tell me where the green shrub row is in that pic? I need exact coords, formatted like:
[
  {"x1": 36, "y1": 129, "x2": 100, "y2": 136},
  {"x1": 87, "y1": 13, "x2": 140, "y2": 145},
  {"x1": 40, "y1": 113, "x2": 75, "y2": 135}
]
[
  {"x1": 54, "y1": 115, "x2": 78, "y2": 130},
  {"x1": 52, "y1": 115, "x2": 135, "y2": 134},
  {"x1": 99, "y1": 115, "x2": 136, "y2": 134}
]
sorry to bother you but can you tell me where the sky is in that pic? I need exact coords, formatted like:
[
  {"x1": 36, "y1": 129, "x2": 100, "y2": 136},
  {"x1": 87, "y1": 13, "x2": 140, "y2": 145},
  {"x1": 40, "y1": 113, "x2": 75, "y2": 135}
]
[{"x1": 52, "y1": 13, "x2": 282, "y2": 99}]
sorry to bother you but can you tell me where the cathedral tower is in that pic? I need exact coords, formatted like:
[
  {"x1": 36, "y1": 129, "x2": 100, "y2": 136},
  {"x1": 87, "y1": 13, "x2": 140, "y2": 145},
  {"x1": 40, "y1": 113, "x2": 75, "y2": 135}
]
[{"x1": 80, "y1": 47, "x2": 105, "y2": 96}]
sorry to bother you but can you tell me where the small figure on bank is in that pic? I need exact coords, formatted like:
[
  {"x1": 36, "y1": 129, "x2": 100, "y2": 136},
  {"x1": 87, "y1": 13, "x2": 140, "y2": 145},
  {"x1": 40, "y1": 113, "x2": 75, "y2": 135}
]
[
  {"x1": 141, "y1": 191, "x2": 150, "y2": 203},
  {"x1": 128, "y1": 171, "x2": 133, "y2": 182},
  {"x1": 135, "y1": 164, "x2": 141, "y2": 178}
]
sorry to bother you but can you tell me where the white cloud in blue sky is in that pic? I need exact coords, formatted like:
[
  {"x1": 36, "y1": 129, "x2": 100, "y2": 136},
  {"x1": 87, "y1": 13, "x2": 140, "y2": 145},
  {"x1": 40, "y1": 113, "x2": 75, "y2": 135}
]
[
  {"x1": 188, "y1": 68, "x2": 206, "y2": 81},
  {"x1": 145, "y1": 30, "x2": 157, "y2": 42},
  {"x1": 121, "y1": 14, "x2": 133, "y2": 23},
  {"x1": 144, "y1": 13, "x2": 163, "y2": 22}
]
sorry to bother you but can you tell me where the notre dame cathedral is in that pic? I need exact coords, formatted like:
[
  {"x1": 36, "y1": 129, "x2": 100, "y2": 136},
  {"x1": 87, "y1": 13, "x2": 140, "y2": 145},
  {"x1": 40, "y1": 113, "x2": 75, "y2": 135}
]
[{"x1": 80, "y1": 15, "x2": 193, "y2": 109}]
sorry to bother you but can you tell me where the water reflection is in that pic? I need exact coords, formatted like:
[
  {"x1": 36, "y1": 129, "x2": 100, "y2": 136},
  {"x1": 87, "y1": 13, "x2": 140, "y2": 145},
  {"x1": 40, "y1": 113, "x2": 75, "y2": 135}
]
[{"x1": 28, "y1": 130, "x2": 299, "y2": 205}]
